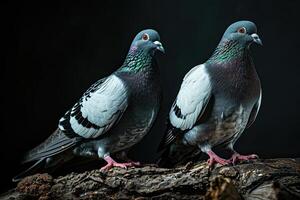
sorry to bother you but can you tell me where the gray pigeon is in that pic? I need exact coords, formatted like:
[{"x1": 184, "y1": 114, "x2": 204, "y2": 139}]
[
  {"x1": 158, "y1": 21, "x2": 262, "y2": 167},
  {"x1": 14, "y1": 29, "x2": 164, "y2": 181}
]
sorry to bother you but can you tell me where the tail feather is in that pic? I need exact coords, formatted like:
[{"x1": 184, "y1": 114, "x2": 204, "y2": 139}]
[
  {"x1": 22, "y1": 129, "x2": 82, "y2": 164},
  {"x1": 12, "y1": 158, "x2": 46, "y2": 182},
  {"x1": 157, "y1": 140, "x2": 202, "y2": 167},
  {"x1": 157, "y1": 120, "x2": 202, "y2": 167},
  {"x1": 13, "y1": 129, "x2": 83, "y2": 182},
  {"x1": 157, "y1": 119, "x2": 180, "y2": 152}
]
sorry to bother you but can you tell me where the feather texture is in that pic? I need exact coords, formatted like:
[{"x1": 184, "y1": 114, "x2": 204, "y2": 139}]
[
  {"x1": 22, "y1": 129, "x2": 82, "y2": 163},
  {"x1": 169, "y1": 64, "x2": 212, "y2": 130},
  {"x1": 59, "y1": 75, "x2": 128, "y2": 138}
]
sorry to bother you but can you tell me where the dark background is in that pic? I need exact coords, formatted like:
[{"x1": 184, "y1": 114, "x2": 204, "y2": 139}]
[{"x1": 3, "y1": 0, "x2": 300, "y2": 191}]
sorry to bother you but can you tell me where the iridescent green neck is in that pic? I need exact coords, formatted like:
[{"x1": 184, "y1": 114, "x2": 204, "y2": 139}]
[
  {"x1": 118, "y1": 48, "x2": 153, "y2": 73},
  {"x1": 208, "y1": 39, "x2": 247, "y2": 63}
]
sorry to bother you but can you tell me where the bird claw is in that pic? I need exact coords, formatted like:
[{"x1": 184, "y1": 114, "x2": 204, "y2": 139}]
[
  {"x1": 126, "y1": 161, "x2": 141, "y2": 167},
  {"x1": 207, "y1": 157, "x2": 230, "y2": 166},
  {"x1": 101, "y1": 155, "x2": 141, "y2": 172},
  {"x1": 206, "y1": 150, "x2": 230, "y2": 167},
  {"x1": 230, "y1": 153, "x2": 258, "y2": 164}
]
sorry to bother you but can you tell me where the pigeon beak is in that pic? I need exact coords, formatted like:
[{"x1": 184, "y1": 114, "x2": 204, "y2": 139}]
[
  {"x1": 251, "y1": 33, "x2": 263, "y2": 46},
  {"x1": 153, "y1": 41, "x2": 165, "y2": 53}
]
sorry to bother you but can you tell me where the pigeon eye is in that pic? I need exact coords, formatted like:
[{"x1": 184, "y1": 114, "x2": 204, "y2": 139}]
[
  {"x1": 237, "y1": 27, "x2": 247, "y2": 34},
  {"x1": 142, "y1": 33, "x2": 149, "y2": 41}
]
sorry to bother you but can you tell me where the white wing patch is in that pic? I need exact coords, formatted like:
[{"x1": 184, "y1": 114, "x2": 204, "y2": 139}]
[
  {"x1": 169, "y1": 64, "x2": 212, "y2": 130},
  {"x1": 69, "y1": 117, "x2": 98, "y2": 138},
  {"x1": 59, "y1": 75, "x2": 128, "y2": 138}
]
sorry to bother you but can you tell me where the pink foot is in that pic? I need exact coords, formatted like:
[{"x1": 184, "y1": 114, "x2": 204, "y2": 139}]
[
  {"x1": 100, "y1": 155, "x2": 141, "y2": 172},
  {"x1": 230, "y1": 153, "x2": 258, "y2": 164},
  {"x1": 116, "y1": 151, "x2": 142, "y2": 166},
  {"x1": 127, "y1": 161, "x2": 141, "y2": 166},
  {"x1": 207, "y1": 150, "x2": 230, "y2": 166}
]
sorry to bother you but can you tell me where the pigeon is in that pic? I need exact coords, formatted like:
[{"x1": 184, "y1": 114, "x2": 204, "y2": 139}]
[
  {"x1": 13, "y1": 29, "x2": 164, "y2": 181},
  {"x1": 158, "y1": 21, "x2": 262, "y2": 167}
]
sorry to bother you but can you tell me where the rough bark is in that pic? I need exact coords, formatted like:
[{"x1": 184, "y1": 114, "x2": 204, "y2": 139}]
[{"x1": 1, "y1": 158, "x2": 300, "y2": 200}]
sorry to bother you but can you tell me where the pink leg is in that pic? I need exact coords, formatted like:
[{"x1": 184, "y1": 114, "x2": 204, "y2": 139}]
[
  {"x1": 230, "y1": 152, "x2": 258, "y2": 164},
  {"x1": 206, "y1": 150, "x2": 230, "y2": 166},
  {"x1": 100, "y1": 155, "x2": 141, "y2": 172}
]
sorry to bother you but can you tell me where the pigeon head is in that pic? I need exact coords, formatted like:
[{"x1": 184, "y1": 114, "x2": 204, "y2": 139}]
[
  {"x1": 129, "y1": 29, "x2": 165, "y2": 55},
  {"x1": 221, "y1": 21, "x2": 262, "y2": 47},
  {"x1": 208, "y1": 21, "x2": 262, "y2": 63}
]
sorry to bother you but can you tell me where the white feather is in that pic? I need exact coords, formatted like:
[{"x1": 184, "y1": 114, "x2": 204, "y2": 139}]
[
  {"x1": 70, "y1": 75, "x2": 128, "y2": 138},
  {"x1": 169, "y1": 64, "x2": 212, "y2": 130}
]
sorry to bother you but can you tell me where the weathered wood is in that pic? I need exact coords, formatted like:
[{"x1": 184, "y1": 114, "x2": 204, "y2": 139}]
[{"x1": 1, "y1": 158, "x2": 300, "y2": 200}]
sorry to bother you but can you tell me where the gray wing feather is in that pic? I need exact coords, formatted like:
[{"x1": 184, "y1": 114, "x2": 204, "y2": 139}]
[{"x1": 22, "y1": 129, "x2": 82, "y2": 164}]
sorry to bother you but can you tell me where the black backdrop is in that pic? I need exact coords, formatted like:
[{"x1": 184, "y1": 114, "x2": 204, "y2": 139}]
[{"x1": 3, "y1": 0, "x2": 300, "y2": 191}]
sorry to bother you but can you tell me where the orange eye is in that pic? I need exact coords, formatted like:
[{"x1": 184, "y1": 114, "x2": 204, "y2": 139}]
[
  {"x1": 142, "y1": 33, "x2": 149, "y2": 41},
  {"x1": 237, "y1": 27, "x2": 247, "y2": 34}
]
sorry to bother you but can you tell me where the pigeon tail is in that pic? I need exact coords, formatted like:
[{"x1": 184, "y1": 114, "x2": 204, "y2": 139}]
[
  {"x1": 157, "y1": 122, "x2": 202, "y2": 167},
  {"x1": 157, "y1": 119, "x2": 179, "y2": 152},
  {"x1": 21, "y1": 129, "x2": 82, "y2": 164},
  {"x1": 12, "y1": 158, "x2": 45, "y2": 182},
  {"x1": 13, "y1": 129, "x2": 83, "y2": 182}
]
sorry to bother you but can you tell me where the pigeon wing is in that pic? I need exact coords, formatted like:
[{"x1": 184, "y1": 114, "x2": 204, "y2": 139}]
[
  {"x1": 59, "y1": 74, "x2": 129, "y2": 139},
  {"x1": 158, "y1": 64, "x2": 212, "y2": 151},
  {"x1": 169, "y1": 64, "x2": 212, "y2": 130}
]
